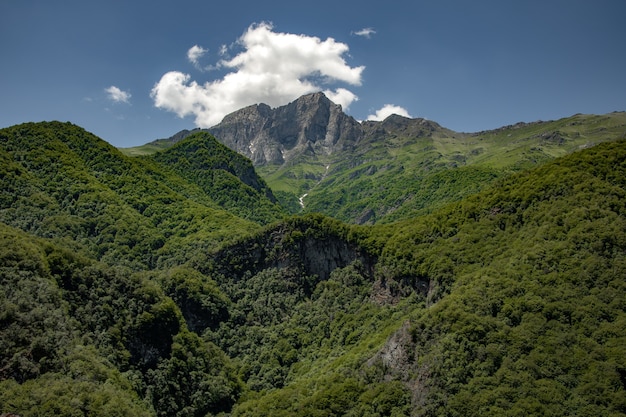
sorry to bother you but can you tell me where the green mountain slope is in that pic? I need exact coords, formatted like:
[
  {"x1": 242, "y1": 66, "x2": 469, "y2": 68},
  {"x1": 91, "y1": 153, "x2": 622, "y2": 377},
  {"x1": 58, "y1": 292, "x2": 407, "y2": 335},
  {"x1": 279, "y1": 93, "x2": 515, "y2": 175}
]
[
  {"x1": 149, "y1": 132, "x2": 284, "y2": 224},
  {"x1": 0, "y1": 122, "x2": 268, "y2": 268},
  {"x1": 298, "y1": 112, "x2": 626, "y2": 223},
  {"x1": 378, "y1": 138, "x2": 626, "y2": 416},
  {"x1": 0, "y1": 222, "x2": 242, "y2": 416},
  {"x1": 215, "y1": 139, "x2": 626, "y2": 416},
  {"x1": 129, "y1": 109, "x2": 626, "y2": 224},
  {"x1": 0, "y1": 122, "x2": 272, "y2": 415},
  {"x1": 1, "y1": 119, "x2": 625, "y2": 417}
]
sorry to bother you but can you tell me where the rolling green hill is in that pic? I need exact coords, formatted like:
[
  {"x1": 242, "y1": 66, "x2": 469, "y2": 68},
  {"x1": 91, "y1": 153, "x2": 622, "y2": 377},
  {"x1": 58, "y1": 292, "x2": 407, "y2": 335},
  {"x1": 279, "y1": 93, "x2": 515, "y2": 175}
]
[
  {"x1": 1, "y1": 118, "x2": 626, "y2": 416},
  {"x1": 298, "y1": 112, "x2": 626, "y2": 223},
  {"x1": 149, "y1": 132, "x2": 283, "y2": 224},
  {"x1": 0, "y1": 122, "x2": 282, "y2": 268}
]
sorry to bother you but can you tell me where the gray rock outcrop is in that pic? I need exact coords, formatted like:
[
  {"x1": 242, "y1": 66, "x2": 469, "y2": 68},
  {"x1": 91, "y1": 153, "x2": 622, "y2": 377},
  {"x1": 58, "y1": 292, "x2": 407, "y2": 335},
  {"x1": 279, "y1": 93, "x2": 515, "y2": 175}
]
[{"x1": 207, "y1": 92, "x2": 363, "y2": 165}]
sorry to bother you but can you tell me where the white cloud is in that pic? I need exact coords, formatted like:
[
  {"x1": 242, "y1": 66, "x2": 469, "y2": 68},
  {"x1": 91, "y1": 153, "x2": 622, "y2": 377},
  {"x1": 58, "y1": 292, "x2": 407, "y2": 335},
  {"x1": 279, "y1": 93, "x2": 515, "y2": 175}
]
[
  {"x1": 105, "y1": 86, "x2": 131, "y2": 103},
  {"x1": 187, "y1": 44, "x2": 208, "y2": 66},
  {"x1": 151, "y1": 22, "x2": 365, "y2": 128},
  {"x1": 367, "y1": 104, "x2": 411, "y2": 121},
  {"x1": 352, "y1": 27, "x2": 376, "y2": 38},
  {"x1": 323, "y1": 88, "x2": 358, "y2": 110}
]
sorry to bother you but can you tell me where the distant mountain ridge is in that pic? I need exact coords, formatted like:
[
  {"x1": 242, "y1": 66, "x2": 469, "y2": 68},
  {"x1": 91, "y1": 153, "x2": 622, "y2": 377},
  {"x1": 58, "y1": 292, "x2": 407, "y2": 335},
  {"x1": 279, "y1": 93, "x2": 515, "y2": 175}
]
[
  {"x1": 135, "y1": 92, "x2": 451, "y2": 166},
  {"x1": 138, "y1": 92, "x2": 363, "y2": 165},
  {"x1": 123, "y1": 94, "x2": 626, "y2": 224},
  {"x1": 134, "y1": 94, "x2": 625, "y2": 169}
]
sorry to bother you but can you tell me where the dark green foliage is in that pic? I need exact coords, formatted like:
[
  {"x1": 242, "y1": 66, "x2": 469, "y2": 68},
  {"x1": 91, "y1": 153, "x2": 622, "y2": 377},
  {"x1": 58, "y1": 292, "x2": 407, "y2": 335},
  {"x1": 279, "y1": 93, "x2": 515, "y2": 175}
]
[
  {"x1": 0, "y1": 122, "x2": 260, "y2": 269},
  {"x1": 0, "y1": 224, "x2": 75, "y2": 383},
  {"x1": 149, "y1": 132, "x2": 284, "y2": 224},
  {"x1": 158, "y1": 267, "x2": 230, "y2": 334},
  {"x1": 0, "y1": 223, "x2": 243, "y2": 416},
  {"x1": 0, "y1": 224, "x2": 154, "y2": 415},
  {"x1": 369, "y1": 140, "x2": 626, "y2": 416},
  {"x1": 1, "y1": 119, "x2": 626, "y2": 416},
  {"x1": 145, "y1": 330, "x2": 243, "y2": 417}
]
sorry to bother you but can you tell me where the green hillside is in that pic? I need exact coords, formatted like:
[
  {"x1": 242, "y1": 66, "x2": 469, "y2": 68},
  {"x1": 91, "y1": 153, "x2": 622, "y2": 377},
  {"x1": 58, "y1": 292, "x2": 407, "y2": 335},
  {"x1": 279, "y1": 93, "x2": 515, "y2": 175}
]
[
  {"x1": 149, "y1": 132, "x2": 284, "y2": 224},
  {"x1": 298, "y1": 112, "x2": 626, "y2": 223},
  {"x1": 0, "y1": 122, "x2": 277, "y2": 268},
  {"x1": 1, "y1": 120, "x2": 625, "y2": 416},
  {"x1": 121, "y1": 112, "x2": 626, "y2": 225},
  {"x1": 199, "y1": 140, "x2": 626, "y2": 416}
]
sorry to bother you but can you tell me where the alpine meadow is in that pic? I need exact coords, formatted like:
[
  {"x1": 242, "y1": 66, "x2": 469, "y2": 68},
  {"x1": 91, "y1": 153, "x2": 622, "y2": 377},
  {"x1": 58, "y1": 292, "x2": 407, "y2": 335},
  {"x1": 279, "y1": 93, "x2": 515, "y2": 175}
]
[{"x1": 1, "y1": 95, "x2": 626, "y2": 416}]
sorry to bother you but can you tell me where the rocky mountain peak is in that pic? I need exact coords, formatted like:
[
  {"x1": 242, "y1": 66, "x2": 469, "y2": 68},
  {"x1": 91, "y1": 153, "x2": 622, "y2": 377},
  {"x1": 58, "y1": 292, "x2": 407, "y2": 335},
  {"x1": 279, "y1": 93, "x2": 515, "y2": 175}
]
[
  {"x1": 207, "y1": 92, "x2": 362, "y2": 165},
  {"x1": 360, "y1": 114, "x2": 446, "y2": 142},
  {"x1": 151, "y1": 92, "x2": 444, "y2": 168}
]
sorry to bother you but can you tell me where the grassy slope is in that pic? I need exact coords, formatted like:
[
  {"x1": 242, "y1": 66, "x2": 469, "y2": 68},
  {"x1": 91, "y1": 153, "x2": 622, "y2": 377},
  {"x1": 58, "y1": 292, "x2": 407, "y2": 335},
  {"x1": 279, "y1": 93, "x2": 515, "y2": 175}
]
[{"x1": 300, "y1": 112, "x2": 626, "y2": 224}]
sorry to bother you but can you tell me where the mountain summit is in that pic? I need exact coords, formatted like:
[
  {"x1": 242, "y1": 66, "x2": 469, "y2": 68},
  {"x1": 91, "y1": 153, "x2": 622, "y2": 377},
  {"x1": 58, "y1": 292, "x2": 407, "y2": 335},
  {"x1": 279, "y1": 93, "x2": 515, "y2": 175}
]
[
  {"x1": 137, "y1": 92, "x2": 449, "y2": 168},
  {"x1": 206, "y1": 92, "x2": 362, "y2": 165}
]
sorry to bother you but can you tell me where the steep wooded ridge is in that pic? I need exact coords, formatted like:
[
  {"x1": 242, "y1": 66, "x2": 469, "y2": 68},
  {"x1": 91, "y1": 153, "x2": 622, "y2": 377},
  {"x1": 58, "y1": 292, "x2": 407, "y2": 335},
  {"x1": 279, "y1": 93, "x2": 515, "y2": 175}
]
[
  {"x1": 1, "y1": 111, "x2": 626, "y2": 417},
  {"x1": 125, "y1": 93, "x2": 626, "y2": 223}
]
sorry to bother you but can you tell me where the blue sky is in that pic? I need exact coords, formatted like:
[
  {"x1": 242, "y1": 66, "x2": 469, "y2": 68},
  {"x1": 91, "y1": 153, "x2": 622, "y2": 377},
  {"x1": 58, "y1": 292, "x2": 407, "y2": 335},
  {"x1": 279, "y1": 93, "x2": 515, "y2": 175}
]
[{"x1": 1, "y1": 0, "x2": 625, "y2": 148}]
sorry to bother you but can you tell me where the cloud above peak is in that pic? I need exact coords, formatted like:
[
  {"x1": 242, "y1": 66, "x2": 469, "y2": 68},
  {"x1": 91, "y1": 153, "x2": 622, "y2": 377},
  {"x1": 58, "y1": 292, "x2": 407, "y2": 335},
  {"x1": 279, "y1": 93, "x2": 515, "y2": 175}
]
[
  {"x1": 151, "y1": 22, "x2": 364, "y2": 128},
  {"x1": 367, "y1": 104, "x2": 411, "y2": 121},
  {"x1": 105, "y1": 86, "x2": 131, "y2": 103}
]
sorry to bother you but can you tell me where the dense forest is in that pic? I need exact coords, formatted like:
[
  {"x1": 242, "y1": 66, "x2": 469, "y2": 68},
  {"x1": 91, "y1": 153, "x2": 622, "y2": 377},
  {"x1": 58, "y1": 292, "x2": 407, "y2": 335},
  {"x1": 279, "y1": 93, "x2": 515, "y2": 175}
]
[{"x1": 1, "y1": 119, "x2": 625, "y2": 416}]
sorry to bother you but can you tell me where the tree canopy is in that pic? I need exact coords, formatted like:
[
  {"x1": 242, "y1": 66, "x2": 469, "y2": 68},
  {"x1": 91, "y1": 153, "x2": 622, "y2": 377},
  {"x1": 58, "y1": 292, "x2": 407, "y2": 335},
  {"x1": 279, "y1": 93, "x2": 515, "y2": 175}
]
[{"x1": 1, "y1": 121, "x2": 625, "y2": 416}]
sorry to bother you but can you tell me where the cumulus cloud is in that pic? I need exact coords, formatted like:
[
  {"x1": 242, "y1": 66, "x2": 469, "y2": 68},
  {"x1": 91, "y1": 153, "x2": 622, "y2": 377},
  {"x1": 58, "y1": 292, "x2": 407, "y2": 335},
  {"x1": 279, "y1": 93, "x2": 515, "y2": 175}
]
[
  {"x1": 323, "y1": 88, "x2": 358, "y2": 110},
  {"x1": 151, "y1": 22, "x2": 365, "y2": 128},
  {"x1": 187, "y1": 44, "x2": 208, "y2": 66},
  {"x1": 105, "y1": 86, "x2": 131, "y2": 103},
  {"x1": 367, "y1": 104, "x2": 411, "y2": 121},
  {"x1": 352, "y1": 27, "x2": 376, "y2": 38}
]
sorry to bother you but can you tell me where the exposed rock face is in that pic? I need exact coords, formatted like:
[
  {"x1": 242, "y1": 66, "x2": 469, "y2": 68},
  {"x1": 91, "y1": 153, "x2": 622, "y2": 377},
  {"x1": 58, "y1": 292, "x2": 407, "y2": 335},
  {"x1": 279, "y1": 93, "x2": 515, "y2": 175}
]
[
  {"x1": 155, "y1": 92, "x2": 449, "y2": 168},
  {"x1": 367, "y1": 321, "x2": 415, "y2": 379},
  {"x1": 204, "y1": 218, "x2": 376, "y2": 294},
  {"x1": 207, "y1": 92, "x2": 363, "y2": 165},
  {"x1": 361, "y1": 114, "x2": 446, "y2": 141}
]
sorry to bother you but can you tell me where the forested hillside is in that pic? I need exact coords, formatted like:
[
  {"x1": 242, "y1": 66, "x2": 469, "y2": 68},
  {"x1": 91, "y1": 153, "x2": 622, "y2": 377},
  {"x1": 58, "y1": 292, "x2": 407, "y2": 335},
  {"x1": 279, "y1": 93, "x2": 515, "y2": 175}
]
[
  {"x1": 148, "y1": 132, "x2": 283, "y2": 224},
  {"x1": 1, "y1": 120, "x2": 625, "y2": 416}
]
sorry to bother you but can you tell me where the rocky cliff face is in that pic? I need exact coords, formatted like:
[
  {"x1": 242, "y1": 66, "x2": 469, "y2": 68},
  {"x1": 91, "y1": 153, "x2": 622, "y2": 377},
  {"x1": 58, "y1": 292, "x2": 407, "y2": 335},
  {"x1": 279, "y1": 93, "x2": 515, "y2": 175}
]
[
  {"x1": 207, "y1": 92, "x2": 363, "y2": 165},
  {"x1": 154, "y1": 92, "x2": 448, "y2": 168},
  {"x1": 360, "y1": 114, "x2": 445, "y2": 141}
]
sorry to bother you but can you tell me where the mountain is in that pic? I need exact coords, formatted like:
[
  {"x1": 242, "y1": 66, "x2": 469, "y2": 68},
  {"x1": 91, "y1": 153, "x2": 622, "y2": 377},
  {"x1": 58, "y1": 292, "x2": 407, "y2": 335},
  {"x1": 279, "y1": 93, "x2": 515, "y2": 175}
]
[
  {"x1": 0, "y1": 122, "x2": 278, "y2": 269},
  {"x1": 197, "y1": 140, "x2": 626, "y2": 416},
  {"x1": 208, "y1": 92, "x2": 363, "y2": 165},
  {"x1": 123, "y1": 94, "x2": 626, "y2": 224},
  {"x1": 149, "y1": 131, "x2": 283, "y2": 224},
  {"x1": 1, "y1": 117, "x2": 626, "y2": 416},
  {"x1": 299, "y1": 111, "x2": 626, "y2": 223},
  {"x1": 127, "y1": 92, "x2": 362, "y2": 164}
]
